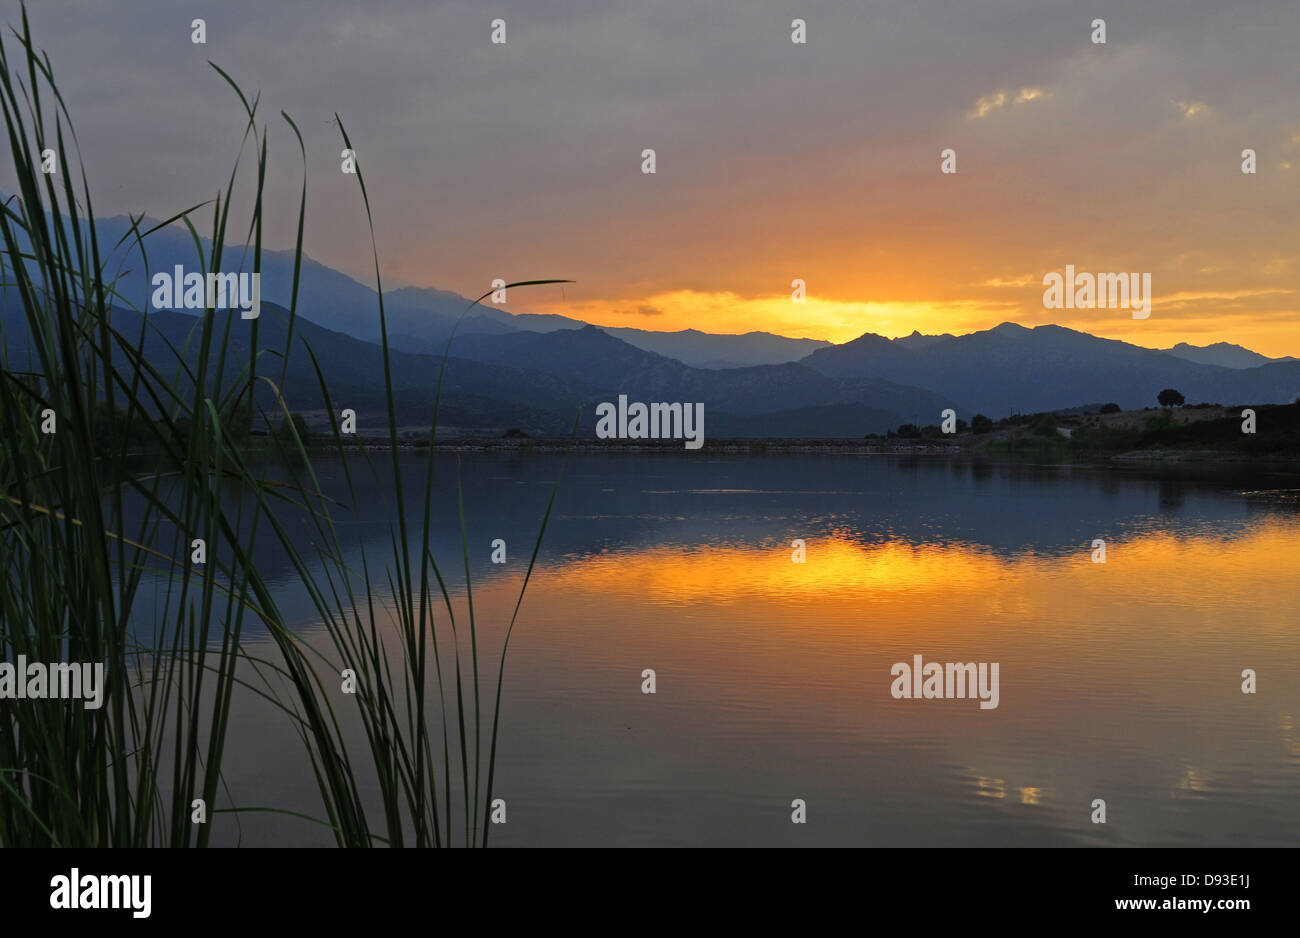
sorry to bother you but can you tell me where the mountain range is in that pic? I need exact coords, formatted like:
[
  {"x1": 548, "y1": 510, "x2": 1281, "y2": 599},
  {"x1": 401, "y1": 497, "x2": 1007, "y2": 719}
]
[
  {"x1": 802, "y1": 322, "x2": 1300, "y2": 417},
  {"x1": 3, "y1": 215, "x2": 1299, "y2": 437}
]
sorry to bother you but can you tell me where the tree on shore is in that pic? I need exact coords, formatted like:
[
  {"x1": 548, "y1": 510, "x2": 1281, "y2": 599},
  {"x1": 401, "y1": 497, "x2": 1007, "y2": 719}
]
[
  {"x1": 276, "y1": 412, "x2": 311, "y2": 442},
  {"x1": 1030, "y1": 412, "x2": 1060, "y2": 437}
]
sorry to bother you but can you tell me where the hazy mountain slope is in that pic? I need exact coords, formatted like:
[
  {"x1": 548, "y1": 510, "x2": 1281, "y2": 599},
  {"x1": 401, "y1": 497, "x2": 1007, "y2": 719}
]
[
  {"x1": 87, "y1": 217, "x2": 517, "y2": 348},
  {"x1": 1157, "y1": 341, "x2": 1298, "y2": 369},
  {"x1": 75, "y1": 216, "x2": 840, "y2": 370},
  {"x1": 601, "y1": 327, "x2": 831, "y2": 367},
  {"x1": 0, "y1": 300, "x2": 585, "y2": 434},
  {"x1": 440, "y1": 325, "x2": 958, "y2": 419}
]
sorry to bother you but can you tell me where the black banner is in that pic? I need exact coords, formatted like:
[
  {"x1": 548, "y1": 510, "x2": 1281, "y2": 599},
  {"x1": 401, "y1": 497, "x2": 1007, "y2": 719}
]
[{"x1": 0, "y1": 847, "x2": 1275, "y2": 925}]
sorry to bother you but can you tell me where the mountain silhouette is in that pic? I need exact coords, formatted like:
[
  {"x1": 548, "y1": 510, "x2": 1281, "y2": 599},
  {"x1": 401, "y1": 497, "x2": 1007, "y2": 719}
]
[{"x1": 801, "y1": 322, "x2": 1300, "y2": 416}]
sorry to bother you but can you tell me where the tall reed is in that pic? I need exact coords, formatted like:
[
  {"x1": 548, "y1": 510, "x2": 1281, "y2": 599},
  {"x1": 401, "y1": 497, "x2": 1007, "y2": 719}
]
[{"x1": 0, "y1": 6, "x2": 566, "y2": 847}]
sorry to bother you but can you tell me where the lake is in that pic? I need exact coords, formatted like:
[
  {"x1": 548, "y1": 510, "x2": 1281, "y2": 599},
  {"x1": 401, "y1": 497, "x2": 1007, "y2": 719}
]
[{"x1": 195, "y1": 453, "x2": 1300, "y2": 846}]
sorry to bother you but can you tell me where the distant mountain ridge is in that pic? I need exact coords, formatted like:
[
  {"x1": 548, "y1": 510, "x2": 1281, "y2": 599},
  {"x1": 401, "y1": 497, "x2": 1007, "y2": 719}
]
[
  {"x1": 6, "y1": 210, "x2": 1300, "y2": 435},
  {"x1": 0, "y1": 299, "x2": 954, "y2": 437},
  {"x1": 83, "y1": 215, "x2": 828, "y2": 368},
  {"x1": 1156, "y1": 341, "x2": 1299, "y2": 370},
  {"x1": 600, "y1": 327, "x2": 831, "y2": 367},
  {"x1": 801, "y1": 322, "x2": 1300, "y2": 418}
]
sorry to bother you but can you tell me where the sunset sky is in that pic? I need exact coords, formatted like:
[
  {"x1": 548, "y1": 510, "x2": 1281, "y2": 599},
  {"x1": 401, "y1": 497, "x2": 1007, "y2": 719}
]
[{"x1": 4, "y1": 0, "x2": 1299, "y2": 355}]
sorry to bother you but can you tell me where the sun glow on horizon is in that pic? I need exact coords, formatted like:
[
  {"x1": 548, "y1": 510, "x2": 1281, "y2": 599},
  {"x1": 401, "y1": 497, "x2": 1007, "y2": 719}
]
[
  {"x1": 516, "y1": 288, "x2": 1300, "y2": 357},
  {"x1": 528, "y1": 290, "x2": 1019, "y2": 345}
]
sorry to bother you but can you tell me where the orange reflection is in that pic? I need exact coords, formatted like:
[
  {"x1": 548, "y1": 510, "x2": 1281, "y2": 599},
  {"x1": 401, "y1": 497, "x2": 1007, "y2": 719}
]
[
  {"x1": 547, "y1": 538, "x2": 999, "y2": 604},
  {"x1": 534, "y1": 523, "x2": 1300, "y2": 641}
]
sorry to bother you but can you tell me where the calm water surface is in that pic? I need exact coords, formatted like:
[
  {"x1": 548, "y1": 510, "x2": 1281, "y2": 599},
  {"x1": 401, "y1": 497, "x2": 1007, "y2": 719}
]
[{"x1": 200, "y1": 454, "x2": 1300, "y2": 846}]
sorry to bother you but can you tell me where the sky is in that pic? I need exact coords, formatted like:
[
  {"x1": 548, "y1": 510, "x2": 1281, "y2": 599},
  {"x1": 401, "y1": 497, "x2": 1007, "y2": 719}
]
[{"x1": 3, "y1": 0, "x2": 1299, "y2": 355}]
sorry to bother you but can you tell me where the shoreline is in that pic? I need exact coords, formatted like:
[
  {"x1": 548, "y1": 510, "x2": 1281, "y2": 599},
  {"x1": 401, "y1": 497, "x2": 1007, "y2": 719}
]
[{"x1": 272, "y1": 436, "x2": 1300, "y2": 465}]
